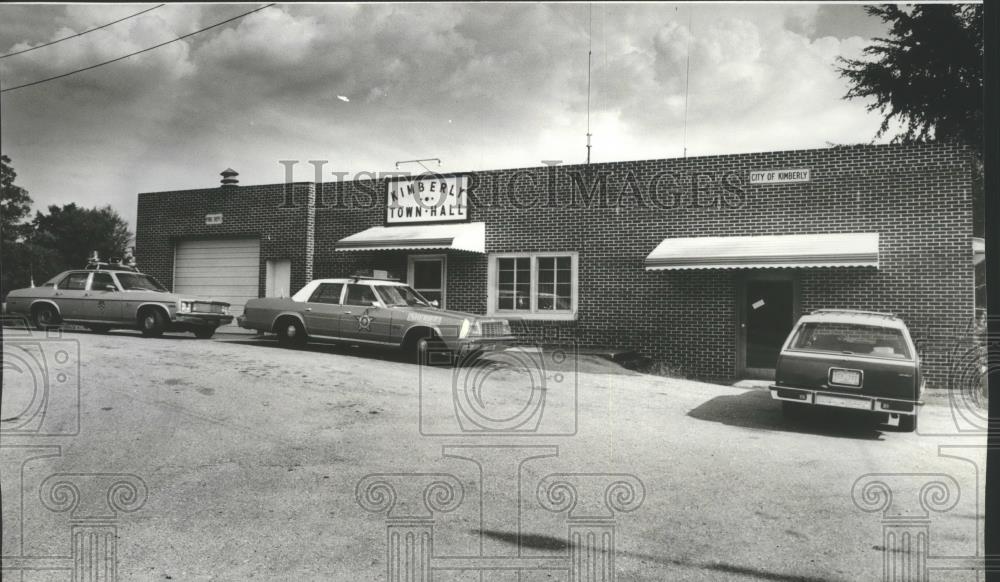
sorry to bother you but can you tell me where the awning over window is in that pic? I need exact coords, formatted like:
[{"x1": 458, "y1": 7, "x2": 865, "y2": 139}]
[
  {"x1": 335, "y1": 222, "x2": 486, "y2": 253},
  {"x1": 644, "y1": 233, "x2": 880, "y2": 270}
]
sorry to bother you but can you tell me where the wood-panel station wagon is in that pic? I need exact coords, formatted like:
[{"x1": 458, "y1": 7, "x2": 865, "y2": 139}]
[{"x1": 769, "y1": 309, "x2": 923, "y2": 431}]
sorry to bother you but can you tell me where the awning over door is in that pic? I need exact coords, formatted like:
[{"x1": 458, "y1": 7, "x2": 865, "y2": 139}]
[
  {"x1": 335, "y1": 222, "x2": 486, "y2": 253},
  {"x1": 644, "y1": 233, "x2": 880, "y2": 270}
]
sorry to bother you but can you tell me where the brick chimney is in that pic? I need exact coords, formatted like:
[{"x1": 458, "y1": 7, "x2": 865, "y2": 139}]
[{"x1": 220, "y1": 168, "x2": 239, "y2": 188}]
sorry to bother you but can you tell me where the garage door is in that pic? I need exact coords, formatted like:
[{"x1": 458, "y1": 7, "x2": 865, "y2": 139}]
[{"x1": 174, "y1": 238, "x2": 260, "y2": 317}]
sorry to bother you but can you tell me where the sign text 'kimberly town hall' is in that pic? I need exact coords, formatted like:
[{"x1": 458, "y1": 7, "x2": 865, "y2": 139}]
[{"x1": 386, "y1": 175, "x2": 469, "y2": 224}]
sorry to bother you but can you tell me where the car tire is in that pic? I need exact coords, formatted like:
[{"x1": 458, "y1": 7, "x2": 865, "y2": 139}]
[
  {"x1": 193, "y1": 327, "x2": 217, "y2": 339},
  {"x1": 898, "y1": 414, "x2": 918, "y2": 433},
  {"x1": 87, "y1": 325, "x2": 111, "y2": 334},
  {"x1": 139, "y1": 309, "x2": 166, "y2": 337},
  {"x1": 782, "y1": 401, "x2": 808, "y2": 420},
  {"x1": 32, "y1": 304, "x2": 61, "y2": 330},
  {"x1": 276, "y1": 318, "x2": 306, "y2": 347},
  {"x1": 407, "y1": 330, "x2": 451, "y2": 366}
]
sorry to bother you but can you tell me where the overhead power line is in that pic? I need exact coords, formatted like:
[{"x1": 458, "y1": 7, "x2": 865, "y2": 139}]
[
  {"x1": 1, "y1": 3, "x2": 276, "y2": 93},
  {"x1": 1, "y1": 4, "x2": 166, "y2": 59}
]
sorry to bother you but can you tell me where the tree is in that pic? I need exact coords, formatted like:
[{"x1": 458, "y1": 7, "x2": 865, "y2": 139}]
[
  {"x1": 0, "y1": 158, "x2": 134, "y2": 299},
  {"x1": 1, "y1": 155, "x2": 36, "y2": 299},
  {"x1": 837, "y1": 5, "x2": 984, "y2": 237},
  {"x1": 838, "y1": 4, "x2": 983, "y2": 146},
  {"x1": 30, "y1": 203, "x2": 133, "y2": 279},
  {"x1": 843, "y1": 7, "x2": 991, "y2": 529},
  {"x1": 1, "y1": 155, "x2": 34, "y2": 243}
]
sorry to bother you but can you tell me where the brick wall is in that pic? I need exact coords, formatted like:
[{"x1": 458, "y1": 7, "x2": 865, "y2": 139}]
[
  {"x1": 137, "y1": 142, "x2": 975, "y2": 387},
  {"x1": 135, "y1": 182, "x2": 315, "y2": 298},
  {"x1": 311, "y1": 142, "x2": 974, "y2": 386}
]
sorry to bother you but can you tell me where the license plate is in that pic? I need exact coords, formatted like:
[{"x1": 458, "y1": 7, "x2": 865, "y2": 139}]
[
  {"x1": 830, "y1": 368, "x2": 862, "y2": 387},
  {"x1": 815, "y1": 394, "x2": 872, "y2": 410}
]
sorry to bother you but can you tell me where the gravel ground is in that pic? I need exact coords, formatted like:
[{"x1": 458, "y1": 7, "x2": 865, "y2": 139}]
[{"x1": 1, "y1": 328, "x2": 988, "y2": 581}]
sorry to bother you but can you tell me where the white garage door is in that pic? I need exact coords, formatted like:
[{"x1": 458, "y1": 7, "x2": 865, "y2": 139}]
[{"x1": 174, "y1": 238, "x2": 260, "y2": 317}]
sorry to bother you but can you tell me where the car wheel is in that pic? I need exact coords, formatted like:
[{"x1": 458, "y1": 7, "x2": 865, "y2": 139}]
[
  {"x1": 276, "y1": 318, "x2": 306, "y2": 347},
  {"x1": 407, "y1": 330, "x2": 451, "y2": 365},
  {"x1": 782, "y1": 401, "x2": 808, "y2": 420},
  {"x1": 193, "y1": 327, "x2": 217, "y2": 339},
  {"x1": 898, "y1": 414, "x2": 918, "y2": 433},
  {"x1": 87, "y1": 325, "x2": 111, "y2": 334},
  {"x1": 32, "y1": 304, "x2": 61, "y2": 330},
  {"x1": 139, "y1": 309, "x2": 166, "y2": 337}
]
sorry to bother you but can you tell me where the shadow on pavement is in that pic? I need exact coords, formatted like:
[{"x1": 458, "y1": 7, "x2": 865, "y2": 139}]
[
  {"x1": 24, "y1": 327, "x2": 204, "y2": 340},
  {"x1": 479, "y1": 529, "x2": 569, "y2": 551},
  {"x1": 480, "y1": 529, "x2": 838, "y2": 582},
  {"x1": 687, "y1": 388, "x2": 886, "y2": 441},
  {"x1": 218, "y1": 336, "x2": 629, "y2": 376},
  {"x1": 219, "y1": 336, "x2": 411, "y2": 363}
]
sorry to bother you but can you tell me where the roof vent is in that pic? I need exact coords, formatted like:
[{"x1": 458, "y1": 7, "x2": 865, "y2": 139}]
[{"x1": 220, "y1": 168, "x2": 239, "y2": 188}]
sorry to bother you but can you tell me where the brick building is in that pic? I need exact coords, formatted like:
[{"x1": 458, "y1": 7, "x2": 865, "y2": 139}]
[{"x1": 135, "y1": 142, "x2": 977, "y2": 386}]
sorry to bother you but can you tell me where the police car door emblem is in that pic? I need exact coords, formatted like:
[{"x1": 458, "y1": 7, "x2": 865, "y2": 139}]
[
  {"x1": 97, "y1": 300, "x2": 106, "y2": 312},
  {"x1": 355, "y1": 309, "x2": 375, "y2": 332}
]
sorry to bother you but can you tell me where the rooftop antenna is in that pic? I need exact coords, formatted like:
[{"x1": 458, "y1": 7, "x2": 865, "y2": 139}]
[
  {"x1": 586, "y1": 2, "x2": 593, "y2": 164},
  {"x1": 395, "y1": 158, "x2": 442, "y2": 173},
  {"x1": 682, "y1": 5, "x2": 694, "y2": 158}
]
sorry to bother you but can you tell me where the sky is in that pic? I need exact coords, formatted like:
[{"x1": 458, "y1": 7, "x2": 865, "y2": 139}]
[{"x1": 0, "y1": 2, "x2": 896, "y2": 231}]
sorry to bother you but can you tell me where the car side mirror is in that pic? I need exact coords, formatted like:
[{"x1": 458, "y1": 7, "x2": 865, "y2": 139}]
[
  {"x1": 371, "y1": 301, "x2": 380, "y2": 307},
  {"x1": 430, "y1": 299, "x2": 440, "y2": 308},
  {"x1": 105, "y1": 284, "x2": 117, "y2": 291}
]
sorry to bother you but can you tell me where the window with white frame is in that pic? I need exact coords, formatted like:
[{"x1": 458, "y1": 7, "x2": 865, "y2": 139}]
[{"x1": 488, "y1": 252, "x2": 577, "y2": 319}]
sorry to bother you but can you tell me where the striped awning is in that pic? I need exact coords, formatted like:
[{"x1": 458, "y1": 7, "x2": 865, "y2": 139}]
[
  {"x1": 335, "y1": 222, "x2": 485, "y2": 253},
  {"x1": 644, "y1": 233, "x2": 880, "y2": 270}
]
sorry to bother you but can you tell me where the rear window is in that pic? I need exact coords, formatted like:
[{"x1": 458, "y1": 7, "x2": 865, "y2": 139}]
[
  {"x1": 58, "y1": 273, "x2": 89, "y2": 290},
  {"x1": 344, "y1": 284, "x2": 378, "y2": 307},
  {"x1": 308, "y1": 283, "x2": 343, "y2": 304},
  {"x1": 90, "y1": 272, "x2": 117, "y2": 291},
  {"x1": 790, "y1": 322, "x2": 911, "y2": 359}
]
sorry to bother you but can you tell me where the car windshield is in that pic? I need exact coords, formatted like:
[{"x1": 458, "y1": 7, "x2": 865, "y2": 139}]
[
  {"x1": 375, "y1": 285, "x2": 432, "y2": 307},
  {"x1": 790, "y1": 322, "x2": 911, "y2": 359},
  {"x1": 116, "y1": 273, "x2": 168, "y2": 292},
  {"x1": 43, "y1": 273, "x2": 67, "y2": 286}
]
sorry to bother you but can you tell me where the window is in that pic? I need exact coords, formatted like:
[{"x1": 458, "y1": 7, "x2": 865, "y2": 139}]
[
  {"x1": 59, "y1": 273, "x2": 89, "y2": 290},
  {"x1": 537, "y1": 256, "x2": 572, "y2": 311},
  {"x1": 44, "y1": 273, "x2": 67, "y2": 286},
  {"x1": 308, "y1": 283, "x2": 344, "y2": 304},
  {"x1": 497, "y1": 257, "x2": 531, "y2": 311},
  {"x1": 790, "y1": 322, "x2": 911, "y2": 359},
  {"x1": 90, "y1": 272, "x2": 117, "y2": 291},
  {"x1": 344, "y1": 284, "x2": 378, "y2": 307},
  {"x1": 376, "y1": 285, "x2": 432, "y2": 307},
  {"x1": 488, "y1": 253, "x2": 577, "y2": 319},
  {"x1": 408, "y1": 255, "x2": 446, "y2": 307},
  {"x1": 117, "y1": 273, "x2": 168, "y2": 292}
]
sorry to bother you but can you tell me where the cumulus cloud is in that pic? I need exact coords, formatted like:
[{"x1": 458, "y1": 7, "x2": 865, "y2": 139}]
[{"x1": 0, "y1": 3, "x2": 894, "y2": 229}]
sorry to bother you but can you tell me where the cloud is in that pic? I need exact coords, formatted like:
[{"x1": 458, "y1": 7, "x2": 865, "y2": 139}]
[
  {"x1": 587, "y1": 11, "x2": 885, "y2": 159},
  {"x1": 1, "y1": 4, "x2": 198, "y2": 98},
  {"x1": 0, "y1": 3, "x2": 901, "y2": 231}
]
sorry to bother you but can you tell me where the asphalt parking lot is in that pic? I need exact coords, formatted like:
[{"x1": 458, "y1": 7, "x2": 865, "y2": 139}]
[{"x1": 2, "y1": 328, "x2": 988, "y2": 581}]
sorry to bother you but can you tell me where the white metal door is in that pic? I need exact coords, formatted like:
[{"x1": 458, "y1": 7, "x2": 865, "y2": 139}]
[
  {"x1": 174, "y1": 238, "x2": 260, "y2": 317},
  {"x1": 265, "y1": 259, "x2": 292, "y2": 298}
]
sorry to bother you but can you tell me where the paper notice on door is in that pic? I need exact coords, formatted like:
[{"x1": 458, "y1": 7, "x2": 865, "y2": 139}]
[{"x1": 752, "y1": 299, "x2": 765, "y2": 310}]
